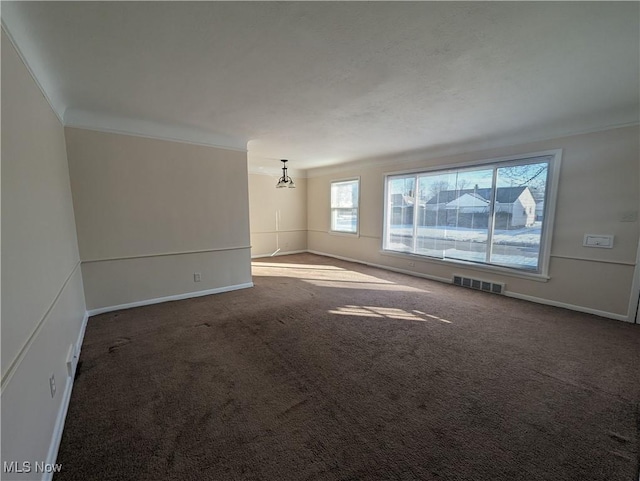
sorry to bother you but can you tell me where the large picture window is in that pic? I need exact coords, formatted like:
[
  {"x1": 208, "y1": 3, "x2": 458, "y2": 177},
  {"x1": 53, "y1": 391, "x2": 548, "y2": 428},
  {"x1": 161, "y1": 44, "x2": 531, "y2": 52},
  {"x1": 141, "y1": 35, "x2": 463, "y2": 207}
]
[
  {"x1": 383, "y1": 152, "x2": 560, "y2": 275},
  {"x1": 331, "y1": 178, "x2": 360, "y2": 234}
]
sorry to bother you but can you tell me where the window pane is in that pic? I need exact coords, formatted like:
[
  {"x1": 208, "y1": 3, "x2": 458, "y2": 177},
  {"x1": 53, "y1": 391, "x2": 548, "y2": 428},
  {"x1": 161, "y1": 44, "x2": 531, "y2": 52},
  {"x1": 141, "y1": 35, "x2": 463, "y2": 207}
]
[
  {"x1": 331, "y1": 180, "x2": 358, "y2": 208},
  {"x1": 331, "y1": 179, "x2": 359, "y2": 232},
  {"x1": 383, "y1": 154, "x2": 554, "y2": 274},
  {"x1": 332, "y1": 208, "x2": 358, "y2": 233},
  {"x1": 490, "y1": 161, "x2": 549, "y2": 270},
  {"x1": 387, "y1": 176, "x2": 415, "y2": 252},
  {"x1": 417, "y1": 169, "x2": 493, "y2": 263}
]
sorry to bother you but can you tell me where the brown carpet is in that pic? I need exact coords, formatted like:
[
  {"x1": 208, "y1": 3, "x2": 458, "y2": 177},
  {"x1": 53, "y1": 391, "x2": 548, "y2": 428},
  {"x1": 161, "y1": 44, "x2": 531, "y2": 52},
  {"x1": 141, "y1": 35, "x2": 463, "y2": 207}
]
[{"x1": 55, "y1": 253, "x2": 640, "y2": 481}]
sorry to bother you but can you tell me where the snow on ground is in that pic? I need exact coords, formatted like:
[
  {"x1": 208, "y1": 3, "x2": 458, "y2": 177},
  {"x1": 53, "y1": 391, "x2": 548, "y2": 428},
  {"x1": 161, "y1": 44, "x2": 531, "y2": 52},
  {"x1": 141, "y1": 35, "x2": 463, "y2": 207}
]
[
  {"x1": 386, "y1": 243, "x2": 538, "y2": 268},
  {"x1": 388, "y1": 223, "x2": 542, "y2": 247},
  {"x1": 386, "y1": 223, "x2": 542, "y2": 268},
  {"x1": 440, "y1": 249, "x2": 537, "y2": 268}
]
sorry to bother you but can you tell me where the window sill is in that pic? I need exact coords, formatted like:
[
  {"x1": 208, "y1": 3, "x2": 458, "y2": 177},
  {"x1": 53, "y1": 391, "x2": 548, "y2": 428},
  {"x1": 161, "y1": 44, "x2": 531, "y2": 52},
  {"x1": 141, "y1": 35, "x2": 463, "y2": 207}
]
[
  {"x1": 379, "y1": 249, "x2": 550, "y2": 282},
  {"x1": 329, "y1": 230, "x2": 359, "y2": 238}
]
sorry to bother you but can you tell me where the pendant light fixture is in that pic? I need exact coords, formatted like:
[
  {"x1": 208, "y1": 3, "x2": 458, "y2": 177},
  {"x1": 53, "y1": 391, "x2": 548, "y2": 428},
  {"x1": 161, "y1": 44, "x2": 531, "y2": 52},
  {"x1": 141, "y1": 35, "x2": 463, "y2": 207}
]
[{"x1": 276, "y1": 159, "x2": 295, "y2": 188}]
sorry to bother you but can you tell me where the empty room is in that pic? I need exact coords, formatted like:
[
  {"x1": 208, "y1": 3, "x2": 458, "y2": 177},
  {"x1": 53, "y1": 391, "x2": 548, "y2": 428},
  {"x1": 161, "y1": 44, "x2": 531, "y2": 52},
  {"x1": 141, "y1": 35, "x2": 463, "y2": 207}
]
[{"x1": 2, "y1": 2, "x2": 639, "y2": 480}]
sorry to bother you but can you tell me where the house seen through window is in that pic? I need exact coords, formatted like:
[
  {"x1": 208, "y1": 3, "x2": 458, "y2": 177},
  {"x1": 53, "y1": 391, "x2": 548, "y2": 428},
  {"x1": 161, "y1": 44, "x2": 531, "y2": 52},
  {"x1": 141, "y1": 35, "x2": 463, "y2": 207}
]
[
  {"x1": 331, "y1": 178, "x2": 359, "y2": 234},
  {"x1": 383, "y1": 154, "x2": 558, "y2": 274}
]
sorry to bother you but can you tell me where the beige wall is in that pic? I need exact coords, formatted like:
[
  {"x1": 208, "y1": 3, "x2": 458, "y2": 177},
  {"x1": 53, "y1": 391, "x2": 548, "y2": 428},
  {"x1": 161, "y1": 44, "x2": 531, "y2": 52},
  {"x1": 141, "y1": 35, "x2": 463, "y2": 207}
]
[
  {"x1": 65, "y1": 128, "x2": 252, "y2": 310},
  {"x1": 1, "y1": 29, "x2": 87, "y2": 479},
  {"x1": 307, "y1": 126, "x2": 639, "y2": 319},
  {"x1": 248, "y1": 173, "x2": 307, "y2": 257}
]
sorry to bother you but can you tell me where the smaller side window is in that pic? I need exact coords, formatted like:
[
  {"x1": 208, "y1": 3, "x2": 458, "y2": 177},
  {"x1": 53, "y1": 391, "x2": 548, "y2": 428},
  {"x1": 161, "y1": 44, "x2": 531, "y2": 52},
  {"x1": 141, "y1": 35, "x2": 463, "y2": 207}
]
[{"x1": 330, "y1": 179, "x2": 359, "y2": 234}]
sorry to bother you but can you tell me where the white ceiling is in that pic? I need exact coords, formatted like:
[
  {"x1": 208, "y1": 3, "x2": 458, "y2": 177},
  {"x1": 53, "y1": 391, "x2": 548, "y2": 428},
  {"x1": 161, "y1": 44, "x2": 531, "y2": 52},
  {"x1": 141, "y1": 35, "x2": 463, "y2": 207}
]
[{"x1": 2, "y1": 2, "x2": 638, "y2": 174}]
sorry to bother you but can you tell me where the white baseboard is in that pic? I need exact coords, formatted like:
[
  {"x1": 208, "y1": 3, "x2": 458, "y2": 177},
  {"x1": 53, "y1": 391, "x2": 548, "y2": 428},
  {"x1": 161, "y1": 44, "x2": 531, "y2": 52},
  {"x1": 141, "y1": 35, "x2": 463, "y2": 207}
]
[
  {"x1": 307, "y1": 249, "x2": 629, "y2": 322},
  {"x1": 503, "y1": 291, "x2": 629, "y2": 322},
  {"x1": 251, "y1": 249, "x2": 307, "y2": 259},
  {"x1": 43, "y1": 311, "x2": 89, "y2": 481},
  {"x1": 87, "y1": 282, "x2": 254, "y2": 317}
]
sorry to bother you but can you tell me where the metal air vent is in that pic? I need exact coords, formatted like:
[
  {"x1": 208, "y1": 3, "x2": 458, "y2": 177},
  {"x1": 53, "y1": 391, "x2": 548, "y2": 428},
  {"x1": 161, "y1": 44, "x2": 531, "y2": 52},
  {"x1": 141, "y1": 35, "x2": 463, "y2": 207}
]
[{"x1": 453, "y1": 275, "x2": 504, "y2": 294}]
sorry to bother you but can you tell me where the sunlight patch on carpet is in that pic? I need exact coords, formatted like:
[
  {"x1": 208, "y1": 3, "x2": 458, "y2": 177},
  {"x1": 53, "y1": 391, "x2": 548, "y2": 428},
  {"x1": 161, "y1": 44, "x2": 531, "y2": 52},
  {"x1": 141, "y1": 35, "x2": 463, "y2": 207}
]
[
  {"x1": 252, "y1": 262, "x2": 345, "y2": 271},
  {"x1": 304, "y1": 279, "x2": 425, "y2": 292},
  {"x1": 329, "y1": 305, "x2": 452, "y2": 323},
  {"x1": 253, "y1": 261, "x2": 429, "y2": 293}
]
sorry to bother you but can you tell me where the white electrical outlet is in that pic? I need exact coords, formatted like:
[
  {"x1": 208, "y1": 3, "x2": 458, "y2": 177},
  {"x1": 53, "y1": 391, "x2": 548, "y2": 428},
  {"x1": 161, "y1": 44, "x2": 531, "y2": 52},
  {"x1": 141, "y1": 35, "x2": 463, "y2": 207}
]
[
  {"x1": 194, "y1": 273, "x2": 202, "y2": 282},
  {"x1": 49, "y1": 374, "x2": 56, "y2": 398}
]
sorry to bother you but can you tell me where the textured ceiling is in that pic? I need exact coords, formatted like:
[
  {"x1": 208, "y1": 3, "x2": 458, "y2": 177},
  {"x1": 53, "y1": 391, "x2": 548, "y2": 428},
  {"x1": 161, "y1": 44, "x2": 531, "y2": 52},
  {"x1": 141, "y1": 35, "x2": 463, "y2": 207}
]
[{"x1": 2, "y1": 2, "x2": 638, "y2": 173}]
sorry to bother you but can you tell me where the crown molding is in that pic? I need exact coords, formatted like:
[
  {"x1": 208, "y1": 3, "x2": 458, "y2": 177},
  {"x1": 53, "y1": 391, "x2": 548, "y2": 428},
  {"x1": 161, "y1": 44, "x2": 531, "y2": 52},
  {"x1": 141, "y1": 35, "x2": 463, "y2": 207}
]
[
  {"x1": 306, "y1": 121, "x2": 640, "y2": 178},
  {"x1": 4, "y1": 16, "x2": 636, "y2": 171},
  {"x1": 3, "y1": 19, "x2": 248, "y2": 152},
  {"x1": 1, "y1": 21, "x2": 64, "y2": 125},
  {"x1": 64, "y1": 109, "x2": 248, "y2": 152}
]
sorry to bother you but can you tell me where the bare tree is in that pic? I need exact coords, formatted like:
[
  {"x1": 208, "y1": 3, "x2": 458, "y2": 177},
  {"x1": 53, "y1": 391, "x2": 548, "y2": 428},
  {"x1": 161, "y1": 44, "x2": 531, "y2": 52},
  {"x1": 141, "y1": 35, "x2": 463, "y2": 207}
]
[
  {"x1": 456, "y1": 179, "x2": 470, "y2": 191},
  {"x1": 428, "y1": 180, "x2": 450, "y2": 198},
  {"x1": 499, "y1": 164, "x2": 547, "y2": 192}
]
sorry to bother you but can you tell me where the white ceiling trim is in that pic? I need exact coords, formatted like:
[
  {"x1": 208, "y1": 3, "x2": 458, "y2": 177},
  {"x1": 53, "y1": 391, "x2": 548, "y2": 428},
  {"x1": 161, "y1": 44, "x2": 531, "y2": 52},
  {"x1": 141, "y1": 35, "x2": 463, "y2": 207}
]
[
  {"x1": 1, "y1": 21, "x2": 63, "y2": 125},
  {"x1": 64, "y1": 109, "x2": 248, "y2": 152},
  {"x1": 306, "y1": 122, "x2": 640, "y2": 179},
  {"x1": 3, "y1": 3, "x2": 638, "y2": 170},
  {"x1": 3, "y1": 20, "x2": 248, "y2": 153}
]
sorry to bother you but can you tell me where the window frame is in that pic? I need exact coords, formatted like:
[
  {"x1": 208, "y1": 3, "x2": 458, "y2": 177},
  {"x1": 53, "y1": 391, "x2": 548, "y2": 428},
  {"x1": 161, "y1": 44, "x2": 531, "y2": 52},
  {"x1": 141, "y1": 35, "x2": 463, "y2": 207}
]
[
  {"x1": 330, "y1": 177, "x2": 361, "y2": 236},
  {"x1": 381, "y1": 150, "x2": 561, "y2": 280}
]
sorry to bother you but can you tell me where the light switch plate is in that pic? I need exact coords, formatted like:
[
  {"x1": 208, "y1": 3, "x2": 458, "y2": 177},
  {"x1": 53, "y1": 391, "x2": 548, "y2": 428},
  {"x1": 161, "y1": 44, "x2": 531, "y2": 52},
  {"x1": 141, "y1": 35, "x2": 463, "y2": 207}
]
[{"x1": 583, "y1": 234, "x2": 613, "y2": 248}]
